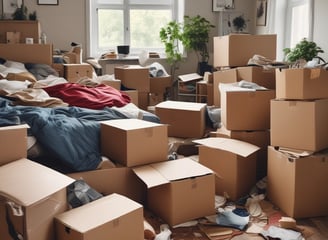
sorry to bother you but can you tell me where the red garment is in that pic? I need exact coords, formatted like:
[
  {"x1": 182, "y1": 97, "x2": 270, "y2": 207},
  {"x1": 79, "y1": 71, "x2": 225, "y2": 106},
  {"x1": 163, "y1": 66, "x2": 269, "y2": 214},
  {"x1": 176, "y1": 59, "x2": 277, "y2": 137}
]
[{"x1": 43, "y1": 83, "x2": 131, "y2": 109}]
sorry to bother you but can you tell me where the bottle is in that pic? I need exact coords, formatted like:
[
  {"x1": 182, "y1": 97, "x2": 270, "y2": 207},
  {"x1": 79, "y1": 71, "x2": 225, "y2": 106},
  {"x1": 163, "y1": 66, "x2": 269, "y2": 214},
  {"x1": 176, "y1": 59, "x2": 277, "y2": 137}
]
[{"x1": 41, "y1": 32, "x2": 47, "y2": 44}]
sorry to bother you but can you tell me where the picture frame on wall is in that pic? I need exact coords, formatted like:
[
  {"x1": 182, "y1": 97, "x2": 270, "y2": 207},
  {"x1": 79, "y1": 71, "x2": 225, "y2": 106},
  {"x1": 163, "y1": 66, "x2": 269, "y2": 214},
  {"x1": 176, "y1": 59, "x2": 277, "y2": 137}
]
[
  {"x1": 37, "y1": 0, "x2": 58, "y2": 5},
  {"x1": 212, "y1": 0, "x2": 234, "y2": 12},
  {"x1": 256, "y1": 0, "x2": 267, "y2": 26}
]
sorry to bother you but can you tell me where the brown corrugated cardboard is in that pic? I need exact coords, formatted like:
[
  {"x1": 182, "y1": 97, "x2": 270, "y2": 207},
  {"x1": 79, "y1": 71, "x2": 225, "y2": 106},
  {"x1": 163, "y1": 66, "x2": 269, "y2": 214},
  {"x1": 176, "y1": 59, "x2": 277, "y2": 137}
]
[
  {"x1": 213, "y1": 34, "x2": 277, "y2": 67},
  {"x1": 275, "y1": 68, "x2": 328, "y2": 100},
  {"x1": 220, "y1": 87, "x2": 275, "y2": 130},
  {"x1": 68, "y1": 167, "x2": 147, "y2": 204},
  {"x1": 55, "y1": 194, "x2": 144, "y2": 240},
  {"x1": 155, "y1": 100, "x2": 207, "y2": 138},
  {"x1": 270, "y1": 99, "x2": 328, "y2": 152},
  {"x1": 213, "y1": 67, "x2": 275, "y2": 107},
  {"x1": 0, "y1": 159, "x2": 74, "y2": 240},
  {"x1": 100, "y1": 119, "x2": 168, "y2": 167},
  {"x1": 150, "y1": 76, "x2": 172, "y2": 93},
  {"x1": 133, "y1": 157, "x2": 215, "y2": 226},
  {"x1": 123, "y1": 90, "x2": 139, "y2": 106},
  {"x1": 101, "y1": 79, "x2": 121, "y2": 90},
  {"x1": 64, "y1": 63, "x2": 93, "y2": 83},
  {"x1": 194, "y1": 137, "x2": 260, "y2": 201},
  {"x1": 212, "y1": 125, "x2": 270, "y2": 180},
  {"x1": 0, "y1": 124, "x2": 28, "y2": 166},
  {"x1": 267, "y1": 146, "x2": 328, "y2": 218},
  {"x1": 114, "y1": 65, "x2": 150, "y2": 92}
]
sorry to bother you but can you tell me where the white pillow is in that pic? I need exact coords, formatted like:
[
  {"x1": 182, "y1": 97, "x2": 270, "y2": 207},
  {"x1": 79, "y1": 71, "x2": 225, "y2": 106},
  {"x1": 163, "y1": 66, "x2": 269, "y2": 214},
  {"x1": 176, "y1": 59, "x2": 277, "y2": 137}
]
[
  {"x1": 0, "y1": 79, "x2": 31, "y2": 92},
  {"x1": 4, "y1": 60, "x2": 27, "y2": 71}
]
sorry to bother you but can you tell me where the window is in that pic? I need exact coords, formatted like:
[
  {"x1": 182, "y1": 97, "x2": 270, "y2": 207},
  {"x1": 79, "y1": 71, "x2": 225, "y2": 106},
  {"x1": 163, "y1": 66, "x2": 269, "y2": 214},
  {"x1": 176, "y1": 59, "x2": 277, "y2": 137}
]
[
  {"x1": 285, "y1": 0, "x2": 313, "y2": 48},
  {"x1": 87, "y1": 0, "x2": 184, "y2": 58}
]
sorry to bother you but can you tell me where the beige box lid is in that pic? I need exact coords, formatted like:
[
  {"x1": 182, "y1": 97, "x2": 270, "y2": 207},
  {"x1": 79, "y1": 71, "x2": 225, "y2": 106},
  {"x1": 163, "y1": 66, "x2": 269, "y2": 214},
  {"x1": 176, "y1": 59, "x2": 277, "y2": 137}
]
[
  {"x1": 0, "y1": 158, "x2": 74, "y2": 206},
  {"x1": 101, "y1": 118, "x2": 164, "y2": 130},
  {"x1": 55, "y1": 193, "x2": 142, "y2": 232},
  {"x1": 133, "y1": 157, "x2": 213, "y2": 188},
  {"x1": 155, "y1": 100, "x2": 206, "y2": 111},
  {"x1": 193, "y1": 137, "x2": 260, "y2": 157}
]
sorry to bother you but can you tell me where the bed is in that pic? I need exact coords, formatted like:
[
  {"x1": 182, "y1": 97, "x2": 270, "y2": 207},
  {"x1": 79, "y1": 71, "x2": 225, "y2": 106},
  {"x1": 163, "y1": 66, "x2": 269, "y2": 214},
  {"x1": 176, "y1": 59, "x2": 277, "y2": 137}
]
[{"x1": 0, "y1": 43, "x2": 160, "y2": 173}]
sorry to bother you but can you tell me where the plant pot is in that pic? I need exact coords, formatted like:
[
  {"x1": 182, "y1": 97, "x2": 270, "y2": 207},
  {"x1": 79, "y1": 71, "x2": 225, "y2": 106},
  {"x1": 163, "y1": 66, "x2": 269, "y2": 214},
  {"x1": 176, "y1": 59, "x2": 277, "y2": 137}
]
[{"x1": 198, "y1": 62, "x2": 212, "y2": 76}]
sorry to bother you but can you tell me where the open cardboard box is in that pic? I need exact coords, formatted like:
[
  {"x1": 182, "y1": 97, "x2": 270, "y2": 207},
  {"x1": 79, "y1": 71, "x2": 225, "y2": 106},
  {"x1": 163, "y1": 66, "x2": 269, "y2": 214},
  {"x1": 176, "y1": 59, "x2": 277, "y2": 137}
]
[
  {"x1": 133, "y1": 157, "x2": 215, "y2": 226},
  {"x1": 0, "y1": 159, "x2": 74, "y2": 240},
  {"x1": 267, "y1": 146, "x2": 328, "y2": 218},
  {"x1": 55, "y1": 194, "x2": 144, "y2": 240},
  {"x1": 194, "y1": 137, "x2": 260, "y2": 201}
]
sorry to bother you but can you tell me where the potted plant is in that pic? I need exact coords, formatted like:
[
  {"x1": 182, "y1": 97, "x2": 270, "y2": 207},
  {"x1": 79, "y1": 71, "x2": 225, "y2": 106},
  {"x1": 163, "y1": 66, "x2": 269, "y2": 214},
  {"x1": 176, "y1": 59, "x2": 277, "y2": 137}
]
[
  {"x1": 283, "y1": 38, "x2": 324, "y2": 66},
  {"x1": 181, "y1": 15, "x2": 215, "y2": 75}
]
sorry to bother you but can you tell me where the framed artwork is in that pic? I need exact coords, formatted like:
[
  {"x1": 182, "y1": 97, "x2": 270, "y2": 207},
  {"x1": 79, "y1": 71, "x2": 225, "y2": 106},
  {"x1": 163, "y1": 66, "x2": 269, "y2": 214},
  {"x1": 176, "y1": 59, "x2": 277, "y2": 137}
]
[
  {"x1": 256, "y1": 0, "x2": 267, "y2": 26},
  {"x1": 2, "y1": 0, "x2": 21, "y2": 18},
  {"x1": 37, "y1": 0, "x2": 58, "y2": 5},
  {"x1": 212, "y1": 0, "x2": 234, "y2": 12}
]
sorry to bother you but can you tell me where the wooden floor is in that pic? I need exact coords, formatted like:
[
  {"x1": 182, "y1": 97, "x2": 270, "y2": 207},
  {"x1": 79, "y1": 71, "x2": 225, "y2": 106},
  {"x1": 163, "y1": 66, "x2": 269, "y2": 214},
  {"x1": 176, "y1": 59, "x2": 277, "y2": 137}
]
[{"x1": 145, "y1": 199, "x2": 328, "y2": 240}]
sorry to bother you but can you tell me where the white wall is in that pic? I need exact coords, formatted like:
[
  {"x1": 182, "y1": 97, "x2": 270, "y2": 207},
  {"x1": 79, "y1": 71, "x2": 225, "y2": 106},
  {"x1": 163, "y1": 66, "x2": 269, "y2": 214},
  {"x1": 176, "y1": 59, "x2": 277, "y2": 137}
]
[{"x1": 312, "y1": 0, "x2": 328, "y2": 61}]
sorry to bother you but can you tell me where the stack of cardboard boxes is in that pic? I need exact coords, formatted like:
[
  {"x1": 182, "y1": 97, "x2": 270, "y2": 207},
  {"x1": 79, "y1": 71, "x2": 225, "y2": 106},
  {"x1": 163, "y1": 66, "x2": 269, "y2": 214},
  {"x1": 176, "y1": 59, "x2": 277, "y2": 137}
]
[
  {"x1": 114, "y1": 65, "x2": 172, "y2": 110},
  {"x1": 197, "y1": 34, "x2": 276, "y2": 201},
  {"x1": 268, "y1": 67, "x2": 328, "y2": 218}
]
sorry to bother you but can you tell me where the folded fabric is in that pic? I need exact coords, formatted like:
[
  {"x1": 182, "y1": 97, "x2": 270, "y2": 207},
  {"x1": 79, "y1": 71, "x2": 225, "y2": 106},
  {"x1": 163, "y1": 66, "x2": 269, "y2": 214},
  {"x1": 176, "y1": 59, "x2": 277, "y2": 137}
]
[{"x1": 261, "y1": 225, "x2": 303, "y2": 240}]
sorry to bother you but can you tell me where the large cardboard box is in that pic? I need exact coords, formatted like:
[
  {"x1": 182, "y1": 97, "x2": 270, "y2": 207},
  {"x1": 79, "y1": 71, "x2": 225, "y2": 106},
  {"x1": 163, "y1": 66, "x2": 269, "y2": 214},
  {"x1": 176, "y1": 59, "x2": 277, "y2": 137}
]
[
  {"x1": 133, "y1": 158, "x2": 215, "y2": 226},
  {"x1": 100, "y1": 119, "x2": 168, "y2": 167},
  {"x1": 114, "y1": 65, "x2": 150, "y2": 92},
  {"x1": 0, "y1": 124, "x2": 28, "y2": 166},
  {"x1": 275, "y1": 68, "x2": 328, "y2": 100},
  {"x1": 213, "y1": 34, "x2": 277, "y2": 67},
  {"x1": 267, "y1": 146, "x2": 328, "y2": 218},
  {"x1": 212, "y1": 125, "x2": 270, "y2": 180},
  {"x1": 64, "y1": 63, "x2": 93, "y2": 83},
  {"x1": 213, "y1": 67, "x2": 275, "y2": 106},
  {"x1": 0, "y1": 159, "x2": 74, "y2": 240},
  {"x1": 155, "y1": 100, "x2": 207, "y2": 138},
  {"x1": 194, "y1": 137, "x2": 260, "y2": 201},
  {"x1": 68, "y1": 167, "x2": 146, "y2": 204},
  {"x1": 270, "y1": 99, "x2": 328, "y2": 152},
  {"x1": 55, "y1": 194, "x2": 144, "y2": 240},
  {"x1": 150, "y1": 76, "x2": 172, "y2": 93},
  {"x1": 220, "y1": 85, "x2": 275, "y2": 130}
]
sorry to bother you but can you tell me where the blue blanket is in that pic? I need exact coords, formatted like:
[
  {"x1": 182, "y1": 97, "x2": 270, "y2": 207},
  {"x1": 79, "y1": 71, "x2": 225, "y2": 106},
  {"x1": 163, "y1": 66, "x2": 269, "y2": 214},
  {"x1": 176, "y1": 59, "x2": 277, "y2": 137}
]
[{"x1": 0, "y1": 98, "x2": 160, "y2": 172}]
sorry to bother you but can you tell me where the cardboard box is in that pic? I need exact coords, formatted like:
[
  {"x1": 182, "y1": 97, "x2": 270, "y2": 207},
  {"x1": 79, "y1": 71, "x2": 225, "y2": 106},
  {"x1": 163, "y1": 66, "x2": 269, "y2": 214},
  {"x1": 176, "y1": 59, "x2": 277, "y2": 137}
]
[
  {"x1": 68, "y1": 167, "x2": 147, "y2": 204},
  {"x1": 220, "y1": 86, "x2": 275, "y2": 130},
  {"x1": 270, "y1": 99, "x2": 328, "y2": 152},
  {"x1": 100, "y1": 119, "x2": 168, "y2": 167},
  {"x1": 155, "y1": 100, "x2": 207, "y2": 138},
  {"x1": 6, "y1": 31, "x2": 20, "y2": 44},
  {"x1": 133, "y1": 157, "x2": 215, "y2": 226},
  {"x1": 213, "y1": 67, "x2": 275, "y2": 107},
  {"x1": 150, "y1": 76, "x2": 172, "y2": 93},
  {"x1": 0, "y1": 159, "x2": 74, "y2": 240},
  {"x1": 64, "y1": 63, "x2": 93, "y2": 83},
  {"x1": 138, "y1": 91, "x2": 149, "y2": 110},
  {"x1": 212, "y1": 125, "x2": 270, "y2": 180},
  {"x1": 267, "y1": 146, "x2": 328, "y2": 218},
  {"x1": 114, "y1": 65, "x2": 150, "y2": 92},
  {"x1": 123, "y1": 90, "x2": 138, "y2": 106},
  {"x1": 275, "y1": 68, "x2": 328, "y2": 100},
  {"x1": 55, "y1": 194, "x2": 144, "y2": 240},
  {"x1": 0, "y1": 124, "x2": 28, "y2": 166},
  {"x1": 213, "y1": 34, "x2": 277, "y2": 67},
  {"x1": 194, "y1": 137, "x2": 260, "y2": 201},
  {"x1": 101, "y1": 79, "x2": 121, "y2": 90}
]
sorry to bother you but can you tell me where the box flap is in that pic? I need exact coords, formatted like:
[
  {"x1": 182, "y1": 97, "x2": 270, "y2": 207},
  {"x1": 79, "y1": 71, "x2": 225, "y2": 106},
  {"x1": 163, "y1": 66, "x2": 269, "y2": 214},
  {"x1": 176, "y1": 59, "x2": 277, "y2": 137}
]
[
  {"x1": 55, "y1": 193, "x2": 142, "y2": 232},
  {"x1": 155, "y1": 100, "x2": 206, "y2": 111},
  {"x1": 0, "y1": 159, "x2": 74, "y2": 206},
  {"x1": 133, "y1": 158, "x2": 213, "y2": 188},
  {"x1": 193, "y1": 137, "x2": 260, "y2": 157}
]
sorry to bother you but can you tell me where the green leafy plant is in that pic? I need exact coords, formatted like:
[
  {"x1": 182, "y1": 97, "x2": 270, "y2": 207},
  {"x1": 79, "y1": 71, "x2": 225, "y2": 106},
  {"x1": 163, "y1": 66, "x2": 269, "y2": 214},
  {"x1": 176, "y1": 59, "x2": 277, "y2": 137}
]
[
  {"x1": 232, "y1": 15, "x2": 247, "y2": 32},
  {"x1": 283, "y1": 38, "x2": 324, "y2": 62},
  {"x1": 12, "y1": 3, "x2": 28, "y2": 20},
  {"x1": 182, "y1": 15, "x2": 215, "y2": 63}
]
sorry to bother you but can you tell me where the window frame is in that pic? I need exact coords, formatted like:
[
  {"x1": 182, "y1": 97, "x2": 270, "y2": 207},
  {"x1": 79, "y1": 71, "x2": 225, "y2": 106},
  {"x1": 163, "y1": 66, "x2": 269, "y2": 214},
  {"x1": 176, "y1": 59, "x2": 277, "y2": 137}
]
[
  {"x1": 284, "y1": 0, "x2": 314, "y2": 48},
  {"x1": 86, "y1": 0, "x2": 184, "y2": 58}
]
